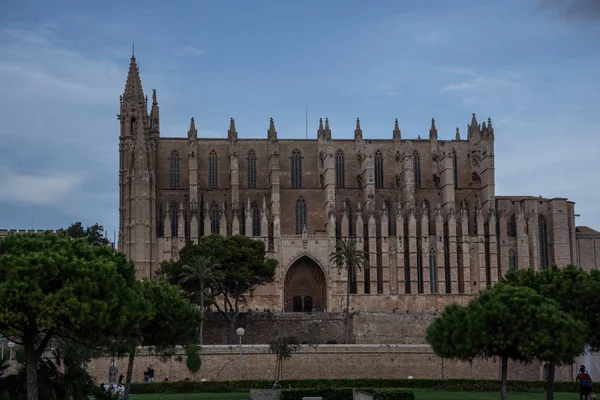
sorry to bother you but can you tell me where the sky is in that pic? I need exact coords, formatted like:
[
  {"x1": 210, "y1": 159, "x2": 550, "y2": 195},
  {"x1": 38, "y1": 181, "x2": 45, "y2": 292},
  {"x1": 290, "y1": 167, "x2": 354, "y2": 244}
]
[{"x1": 0, "y1": 0, "x2": 599, "y2": 237}]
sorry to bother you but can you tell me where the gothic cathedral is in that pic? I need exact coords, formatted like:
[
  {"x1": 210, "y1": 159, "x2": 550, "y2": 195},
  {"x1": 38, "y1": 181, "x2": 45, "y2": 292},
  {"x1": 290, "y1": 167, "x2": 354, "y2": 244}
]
[{"x1": 118, "y1": 54, "x2": 588, "y2": 313}]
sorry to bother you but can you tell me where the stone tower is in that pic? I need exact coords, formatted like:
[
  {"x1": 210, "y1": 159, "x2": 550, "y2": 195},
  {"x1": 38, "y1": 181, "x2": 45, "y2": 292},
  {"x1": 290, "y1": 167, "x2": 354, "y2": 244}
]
[{"x1": 117, "y1": 54, "x2": 158, "y2": 277}]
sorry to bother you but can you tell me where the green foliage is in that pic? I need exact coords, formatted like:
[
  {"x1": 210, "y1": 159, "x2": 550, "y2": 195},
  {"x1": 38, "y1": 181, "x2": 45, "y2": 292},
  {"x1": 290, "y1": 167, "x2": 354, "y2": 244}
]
[
  {"x1": 139, "y1": 279, "x2": 202, "y2": 351},
  {"x1": 504, "y1": 265, "x2": 600, "y2": 351},
  {"x1": 185, "y1": 344, "x2": 202, "y2": 375},
  {"x1": 467, "y1": 283, "x2": 584, "y2": 363},
  {"x1": 160, "y1": 234, "x2": 277, "y2": 343},
  {"x1": 0, "y1": 233, "x2": 140, "y2": 399},
  {"x1": 426, "y1": 303, "x2": 478, "y2": 361},
  {"x1": 125, "y1": 378, "x2": 581, "y2": 395},
  {"x1": 0, "y1": 338, "x2": 107, "y2": 400},
  {"x1": 64, "y1": 221, "x2": 110, "y2": 246}
]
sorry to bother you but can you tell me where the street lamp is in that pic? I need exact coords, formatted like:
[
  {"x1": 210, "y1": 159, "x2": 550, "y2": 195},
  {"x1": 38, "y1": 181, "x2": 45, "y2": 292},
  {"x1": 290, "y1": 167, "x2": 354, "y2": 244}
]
[{"x1": 236, "y1": 327, "x2": 245, "y2": 380}]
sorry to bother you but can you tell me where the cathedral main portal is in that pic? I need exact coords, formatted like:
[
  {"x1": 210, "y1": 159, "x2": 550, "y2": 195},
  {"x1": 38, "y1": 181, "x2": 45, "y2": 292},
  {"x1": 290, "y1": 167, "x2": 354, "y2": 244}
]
[{"x1": 284, "y1": 256, "x2": 327, "y2": 312}]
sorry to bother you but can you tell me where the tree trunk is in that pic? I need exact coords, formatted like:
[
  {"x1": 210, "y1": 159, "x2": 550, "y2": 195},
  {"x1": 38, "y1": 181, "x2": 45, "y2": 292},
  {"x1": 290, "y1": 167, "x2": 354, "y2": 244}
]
[
  {"x1": 500, "y1": 355, "x2": 508, "y2": 400},
  {"x1": 228, "y1": 316, "x2": 236, "y2": 345},
  {"x1": 469, "y1": 358, "x2": 473, "y2": 378},
  {"x1": 546, "y1": 361, "x2": 556, "y2": 400},
  {"x1": 123, "y1": 349, "x2": 136, "y2": 400},
  {"x1": 25, "y1": 345, "x2": 39, "y2": 400},
  {"x1": 345, "y1": 263, "x2": 351, "y2": 344},
  {"x1": 199, "y1": 280, "x2": 205, "y2": 345}
]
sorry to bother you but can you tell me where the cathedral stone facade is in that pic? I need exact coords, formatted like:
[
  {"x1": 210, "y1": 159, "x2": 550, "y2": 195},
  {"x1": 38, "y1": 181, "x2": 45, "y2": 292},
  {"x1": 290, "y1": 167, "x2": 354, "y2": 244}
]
[{"x1": 118, "y1": 55, "x2": 594, "y2": 312}]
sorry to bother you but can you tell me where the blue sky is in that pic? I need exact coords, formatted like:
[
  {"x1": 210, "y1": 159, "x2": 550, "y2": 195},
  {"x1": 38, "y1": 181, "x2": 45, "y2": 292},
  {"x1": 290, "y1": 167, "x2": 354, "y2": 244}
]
[{"x1": 0, "y1": 0, "x2": 599, "y2": 237}]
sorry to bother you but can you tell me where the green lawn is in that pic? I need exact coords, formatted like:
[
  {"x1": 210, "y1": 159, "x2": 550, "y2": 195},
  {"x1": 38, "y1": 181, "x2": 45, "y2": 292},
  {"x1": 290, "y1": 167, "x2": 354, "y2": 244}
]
[{"x1": 129, "y1": 389, "x2": 581, "y2": 400}]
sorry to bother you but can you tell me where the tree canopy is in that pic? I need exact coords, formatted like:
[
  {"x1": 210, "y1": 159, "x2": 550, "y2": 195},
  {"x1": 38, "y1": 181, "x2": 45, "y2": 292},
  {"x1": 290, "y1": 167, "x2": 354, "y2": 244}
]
[
  {"x1": 0, "y1": 233, "x2": 140, "y2": 400},
  {"x1": 427, "y1": 283, "x2": 585, "y2": 400},
  {"x1": 63, "y1": 222, "x2": 110, "y2": 246},
  {"x1": 107, "y1": 279, "x2": 202, "y2": 400},
  {"x1": 159, "y1": 234, "x2": 277, "y2": 344},
  {"x1": 502, "y1": 265, "x2": 592, "y2": 400}
]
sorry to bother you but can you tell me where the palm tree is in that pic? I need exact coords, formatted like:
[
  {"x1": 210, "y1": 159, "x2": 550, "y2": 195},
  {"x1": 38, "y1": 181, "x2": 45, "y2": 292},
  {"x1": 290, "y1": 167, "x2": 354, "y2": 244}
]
[
  {"x1": 329, "y1": 238, "x2": 369, "y2": 344},
  {"x1": 179, "y1": 255, "x2": 225, "y2": 345}
]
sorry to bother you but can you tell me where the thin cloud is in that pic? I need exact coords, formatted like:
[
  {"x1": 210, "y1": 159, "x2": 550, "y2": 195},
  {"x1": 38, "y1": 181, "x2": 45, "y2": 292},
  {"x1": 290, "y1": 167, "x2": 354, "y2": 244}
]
[
  {"x1": 0, "y1": 170, "x2": 82, "y2": 206},
  {"x1": 175, "y1": 45, "x2": 204, "y2": 57}
]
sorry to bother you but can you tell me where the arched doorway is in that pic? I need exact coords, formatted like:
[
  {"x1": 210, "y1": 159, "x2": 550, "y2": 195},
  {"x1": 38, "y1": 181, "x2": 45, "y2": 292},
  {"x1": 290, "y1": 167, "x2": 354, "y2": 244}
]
[{"x1": 284, "y1": 256, "x2": 326, "y2": 312}]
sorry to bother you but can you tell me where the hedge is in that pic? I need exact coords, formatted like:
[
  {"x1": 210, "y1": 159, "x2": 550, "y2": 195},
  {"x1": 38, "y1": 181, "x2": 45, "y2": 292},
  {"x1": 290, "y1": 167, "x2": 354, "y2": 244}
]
[
  {"x1": 280, "y1": 388, "x2": 414, "y2": 400},
  {"x1": 128, "y1": 378, "x2": 580, "y2": 394}
]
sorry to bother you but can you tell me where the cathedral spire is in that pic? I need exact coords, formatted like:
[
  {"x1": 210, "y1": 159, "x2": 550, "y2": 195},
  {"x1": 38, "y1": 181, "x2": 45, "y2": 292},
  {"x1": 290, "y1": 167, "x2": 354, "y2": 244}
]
[
  {"x1": 468, "y1": 113, "x2": 480, "y2": 139},
  {"x1": 149, "y1": 89, "x2": 160, "y2": 136},
  {"x1": 123, "y1": 55, "x2": 145, "y2": 104},
  {"x1": 317, "y1": 118, "x2": 325, "y2": 140},
  {"x1": 393, "y1": 118, "x2": 401, "y2": 141},
  {"x1": 228, "y1": 118, "x2": 238, "y2": 141},
  {"x1": 429, "y1": 118, "x2": 437, "y2": 140},
  {"x1": 267, "y1": 117, "x2": 277, "y2": 141},
  {"x1": 455, "y1": 127, "x2": 461, "y2": 141},
  {"x1": 354, "y1": 118, "x2": 362, "y2": 141},
  {"x1": 324, "y1": 117, "x2": 331, "y2": 140},
  {"x1": 188, "y1": 117, "x2": 197, "y2": 140}
]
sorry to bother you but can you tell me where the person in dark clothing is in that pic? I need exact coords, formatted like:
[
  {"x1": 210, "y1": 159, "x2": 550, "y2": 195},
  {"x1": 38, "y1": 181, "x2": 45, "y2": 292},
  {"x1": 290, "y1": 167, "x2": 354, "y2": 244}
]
[{"x1": 577, "y1": 365, "x2": 593, "y2": 400}]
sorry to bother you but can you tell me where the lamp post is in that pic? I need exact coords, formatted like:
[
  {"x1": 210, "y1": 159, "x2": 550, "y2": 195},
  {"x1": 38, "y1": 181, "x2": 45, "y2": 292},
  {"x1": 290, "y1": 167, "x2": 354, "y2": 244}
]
[{"x1": 236, "y1": 327, "x2": 245, "y2": 380}]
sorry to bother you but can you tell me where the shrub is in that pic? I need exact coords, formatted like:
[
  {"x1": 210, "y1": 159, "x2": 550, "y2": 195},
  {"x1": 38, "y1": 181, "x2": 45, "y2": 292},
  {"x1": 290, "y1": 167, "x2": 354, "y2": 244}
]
[{"x1": 127, "y1": 378, "x2": 580, "y2": 394}]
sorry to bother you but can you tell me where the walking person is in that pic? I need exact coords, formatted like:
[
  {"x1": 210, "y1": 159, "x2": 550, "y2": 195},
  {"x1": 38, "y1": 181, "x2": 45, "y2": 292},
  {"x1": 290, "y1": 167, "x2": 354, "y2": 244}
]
[{"x1": 577, "y1": 365, "x2": 593, "y2": 400}]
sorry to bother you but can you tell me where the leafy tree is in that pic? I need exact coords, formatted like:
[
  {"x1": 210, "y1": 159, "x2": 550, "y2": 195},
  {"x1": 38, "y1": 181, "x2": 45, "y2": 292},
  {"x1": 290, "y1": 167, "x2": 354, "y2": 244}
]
[
  {"x1": 161, "y1": 234, "x2": 277, "y2": 344},
  {"x1": 329, "y1": 238, "x2": 369, "y2": 344},
  {"x1": 179, "y1": 255, "x2": 225, "y2": 344},
  {"x1": 0, "y1": 233, "x2": 140, "y2": 400},
  {"x1": 114, "y1": 279, "x2": 202, "y2": 400},
  {"x1": 268, "y1": 336, "x2": 301, "y2": 380},
  {"x1": 503, "y1": 265, "x2": 592, "y2": 400},
  {"x1": 426, "y1": 303, "x2": 479, "y2": 377},
  {"x1": 64, "y1": 222, "x2": 110, "y2": 246},
  {"x1": 466, "y1": 283, "x2": 581, "y2": 400}
]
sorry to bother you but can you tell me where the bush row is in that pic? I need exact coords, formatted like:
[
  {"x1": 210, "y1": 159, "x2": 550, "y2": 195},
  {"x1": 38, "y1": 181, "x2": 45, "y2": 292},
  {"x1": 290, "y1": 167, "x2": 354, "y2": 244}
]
[
  {"x1": 128, "y1": 378, "x2": 580, "y2": 394},
  {"x1": 280, "y1": 388, "x2": 414, "y2": 400}
]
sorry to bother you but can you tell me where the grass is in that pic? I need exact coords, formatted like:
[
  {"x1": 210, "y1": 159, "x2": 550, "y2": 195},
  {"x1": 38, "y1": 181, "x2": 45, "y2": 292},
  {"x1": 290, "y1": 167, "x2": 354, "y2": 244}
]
[{"x1": 129, "y1": 389, "x2": 584, "y2": 400}]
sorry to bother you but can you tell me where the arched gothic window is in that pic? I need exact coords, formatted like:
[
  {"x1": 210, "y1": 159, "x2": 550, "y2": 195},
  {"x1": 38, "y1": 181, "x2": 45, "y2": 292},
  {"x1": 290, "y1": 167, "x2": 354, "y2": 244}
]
[
  {"x1": 335, "y1": 150, "x2": 345, "y2": 189},
  {"x1": 210, "y1": 202, "x2": 220, "y2": 234},
  {"x1": 413, "y1": 151, "x2": 421, "y2": 189},
  {"x1": 169, "y1": 202, "x2": 178, "y2": 237},
  {"x1": 461, "y1": 200, "x2": 471, "y2": 235},
  {"x1": 429, "y1": 249, "x2": 438, "y2": 294},
  {"x1": 170, "y1": 150, "x2": 180, "y2": 189},
  {"x1": 384, "y1": 201, "x2": 393, "y2": 236},
  {"x1": 509, "y1": 249, "x2": 517, "y2": 270},
  {"x1": 417, "y1": 249, "x2": 424, "y2": 294},
  {"x1": 374, "y1": 150, "x2": 384, "y2": 189},
  {"x1": 240, "y1": 207, "x2": 246, "y2": 236},
  {"x1": 247, "y1": 149, "x2": 257, "y2": 189},
  {"x1": 423, "y1": 199, "x2": 431, "y2": 236},
  {"x1": 507, "y1": 214, "x2": 517, "y2": 237},
  {"x1": 539, "y1": 215, "x2": 549, "y2": 270},
  {"x1": 344, "y1": 199, "x2": 353, "y2": 237},
  {"x1": 208, "y1": 150, "x2": 218, "y2": 189},
  {"x1": 295, "y1": 197, "x2": 307, "y2": 234},
  {"x1": 291, "y1": 149, "x2": 302, "y2": 189},
  {"x1": 452, "y1": 151, "x2": 458, "y2": 187},
  {"x1": 251, "y1": 201, "x2": 261, "y2": 237}
]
